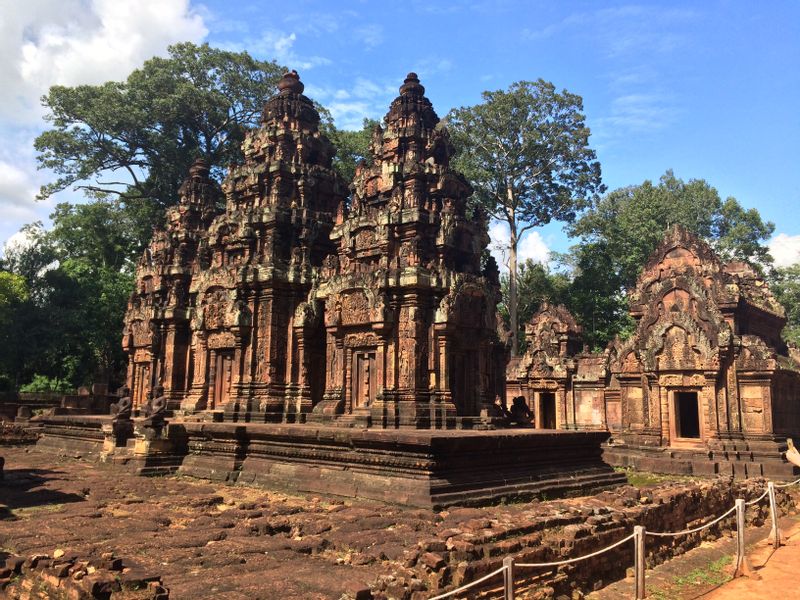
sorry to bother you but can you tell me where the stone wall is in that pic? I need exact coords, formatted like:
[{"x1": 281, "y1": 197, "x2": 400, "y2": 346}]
[{"x1": 389, "y1": 477, "x2": 797, "y2": 599}]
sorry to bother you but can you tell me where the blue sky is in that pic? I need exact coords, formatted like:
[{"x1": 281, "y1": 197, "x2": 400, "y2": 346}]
[{"x1": 2, "y1": 0, "x2": 799, "y2": 266}]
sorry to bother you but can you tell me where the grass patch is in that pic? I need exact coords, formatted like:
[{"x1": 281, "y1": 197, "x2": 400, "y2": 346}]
[
  {"x1": 613, "y1": 467, "x2": 699, "y2": 488},
  {"x1": 672, "y1": 554, "x2": 732, "y2": 587}
]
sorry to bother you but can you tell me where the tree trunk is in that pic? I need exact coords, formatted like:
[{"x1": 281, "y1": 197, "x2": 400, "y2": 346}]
[
  {"x1": 509, "y1": 227, "x2": 519, "y2": 356},
  {"x1": 507, "y1": 191, "x2": 519, "y2": 356}
]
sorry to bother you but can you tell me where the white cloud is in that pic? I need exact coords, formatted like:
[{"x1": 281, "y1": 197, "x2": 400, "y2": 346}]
[
  {"x1": 488, "y1": 222, "x2": 550, "y2": 272},
  {"x1": 522, "y1": 5, "x2": 697, "y2": 58},
  {"x1": 354, "y1": 24, "x2": 384, "y2": 49},
  {"x1": 0, "y1": 0, "x2": 209, "y2": 247},
  {"x1": 1, "y1": 228, "x2": 36, "y2": 260},
  {"x1": 770, "y1": 233, "x2": 800, "y2": 268},
  {"x1": 593, "y1": 92, "x2": 678, "y2": 144},
  {"x1": 223, "y1": 29, "x2": 331, "y2": 71},
  {"x1": 411, "y1": 58, "x2": 454, "y2": 78},
  {"x1": 0, "y1": 0, "x2": 207, "y2": 123},
  {"x1": 0, "y1": 160, "x2": 35, "y2": 202},
  {"x1": 306, "y1": 77, "x2": 396, "y2": 130}
]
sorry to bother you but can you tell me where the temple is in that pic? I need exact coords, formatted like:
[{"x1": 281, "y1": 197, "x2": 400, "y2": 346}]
[
  {"x1": 33, "y1": 73, "x2": 799, "y2": 507},
  {"x1": 509, "y1": 226, "x2": 800, "y2": 477},
  {"x1": 121, "y1": 71, "x2": 505, "y2": 429},
  {"x1": 122, "y1": 158, "x2": 220, "y2": 410},
  {"x1": 309, "y1": 73, "x2": 506, "y2": 428},
  {"x1": 508, "y1": 302, "x2": 612, "y2": 431},
  {"x1": 605, "y1": 226, "x2": 800, "y2": 477}
]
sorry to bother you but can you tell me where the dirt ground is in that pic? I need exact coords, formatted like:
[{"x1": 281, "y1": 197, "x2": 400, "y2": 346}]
[
  {"x1": 1, "y1": 445, "x2": 797, "y2": 600},
  {"x1": 1, "y1": 446, "x2": 410, "y2": 599}
]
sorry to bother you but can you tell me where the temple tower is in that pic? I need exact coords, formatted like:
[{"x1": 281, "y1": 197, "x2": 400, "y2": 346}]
[
  {"x1": 310, "y1": 73, "x2": 505, "y2": 428},
  {"x1": 181, "y1": 71, "x2": 346, "y2": 421},
  {"x1": 123, "y1": 158, "x2": 221, "y2": 409}
]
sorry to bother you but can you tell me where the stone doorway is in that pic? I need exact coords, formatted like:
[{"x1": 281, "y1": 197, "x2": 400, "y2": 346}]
[
  {"x1": 211, "y1": 351, "x2": 233, "y2": 409},
  {"x1": 539, "y1": 392, "x2": 557, "y2": 429},
  {"x1": 675, "y1": 391, "x2": 701, "y2": 439},
  {"x1": 352, "y1": 350, "x2": 376, "y2": 409}
]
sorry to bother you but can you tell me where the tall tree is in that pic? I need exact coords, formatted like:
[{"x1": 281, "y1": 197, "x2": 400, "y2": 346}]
[
  {"x1": 448, "y1": 79, "x2": 604, "y2": 355},
  {"x1": 35, "y1": 42, "x2": 284, "y2": 251},
  {"x1": 563, "y1": 170, "x2": 775, "y2": 348}
]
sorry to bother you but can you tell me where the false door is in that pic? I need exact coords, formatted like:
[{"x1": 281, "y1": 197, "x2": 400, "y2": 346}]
[
  {"x1": 211, "y1": 351, "x2": 233, "y2": 409},
  {"x1": 352, "y1": 350, "x2": 377, "y2": 409}
]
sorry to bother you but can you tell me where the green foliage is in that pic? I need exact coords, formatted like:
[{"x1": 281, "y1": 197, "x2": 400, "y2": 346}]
[
  {"x1": 0, "y1": 271, "x2": 28, "y2": 318},
  {"x1": 771, "y1": 264, "x2": 800, "y2": 346},
  {"x1": 322, "y1": 118, "x2": 379, "y2": 183},
  {"x1": 561, "y1": 170, "x2": 775, "y2": 348},
  {"x1": 0, "y1": 200, "x2": 135, "y2": 389},
  {"x1": 35, "y1": 42, "x2": 283, "y2": 252},
  {"x1": 19, "y1": 374, "x2": 73, "y2": 394},
  {"x1": 560, "y1": 241, "x2": 635, "y2": 350},
  {"x1": 447, "y1": 79, "x2": 604, "y2": 354},
  {"x1": 49, "y1": 198, "x2": 142, "y2": 269}
]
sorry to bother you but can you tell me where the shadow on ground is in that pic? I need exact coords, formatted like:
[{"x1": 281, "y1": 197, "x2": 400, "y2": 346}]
[{"x1": 0, "y1": 468, "x2": 85, "y2": 520}]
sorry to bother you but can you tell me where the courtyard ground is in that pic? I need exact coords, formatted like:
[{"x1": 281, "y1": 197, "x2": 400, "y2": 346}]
[{"x1": 1, "y1": 445, "x2": 797, "y2": 599}]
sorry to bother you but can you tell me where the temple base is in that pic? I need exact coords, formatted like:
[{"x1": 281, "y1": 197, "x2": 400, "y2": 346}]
[
  {"x1": 177, "y1": 424, "x2": 624, "y2": 507},
  {"x1": 604, "y1": 436, "x2": 800, "y2": 480},
  {"x1": 32, "y1": 415, "x2": 624, "y2": 507}
]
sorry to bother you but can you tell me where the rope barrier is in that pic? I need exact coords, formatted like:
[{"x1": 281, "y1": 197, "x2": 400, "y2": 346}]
[
  {"x1": 516, "y1": 532, "x2": 636, "y2": 568},
  {"x1": 745, "y1": 488, "x2": 770, "y2": 506},
  {"x1": 426, "y1": 474, "x2": 800, "y2": 599},
  {"x1": 646, "y1": 504, "x2": 736, "y2": 538},
  {"x1": 775, "y1": 476, "x2": 800, "y2": 489},
  {"x1": 427, "y1": 565, "x2": 507, "y2": 600}
]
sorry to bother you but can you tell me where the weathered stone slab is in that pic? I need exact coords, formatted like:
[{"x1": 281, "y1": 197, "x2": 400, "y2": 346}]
[{"x1": 178, "y1": 423, "x2": 624, "y2": 507}]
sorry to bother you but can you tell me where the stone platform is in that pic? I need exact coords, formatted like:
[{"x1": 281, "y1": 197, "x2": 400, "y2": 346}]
[
  {"x1": 604, "y1": 437, "x2": 800, "y2": 480},
  {"x1": 177, "y1": 424, "x2": 625, "y2": 507},
  {"x1": 32, "y1": 415, "x2": 625, "y2": 507},
  {"x1": 32, "y1": 414, "x2": 107, "y2": 458}
]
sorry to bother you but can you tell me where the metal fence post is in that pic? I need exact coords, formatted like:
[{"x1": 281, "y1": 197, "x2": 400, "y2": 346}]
[
  {"x1": 503, "y1": 556, "x2": 515, "y2": 600},
  {"x1": 768, "y1": 482, "x2": 782, "y2": 550},
  {"x1": 634, "y1": 525, "x2": 646, "y2": 599}
]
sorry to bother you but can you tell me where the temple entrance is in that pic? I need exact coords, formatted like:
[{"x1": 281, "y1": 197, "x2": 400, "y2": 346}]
[
  {"x1": 211, "y1": 351, "x2": 233, "y2": 408},
  {"x1": 539, "y1": 392, "x2": 557, "y2": 429},
  {"x1": 352, "y1": 350, "x2": 376, "y2": 408},
  {"x1": 675, "y1": 391, "x2": 700, "y2": 439}
]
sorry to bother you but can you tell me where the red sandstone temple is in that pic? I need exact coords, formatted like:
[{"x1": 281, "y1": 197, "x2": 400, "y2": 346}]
[
  {"x1": 510, "y1": 226, "x2": 800, "y2": 477},
  {"x1": 36, "y1": 72, "x2": 799, "y2": 505},
  {"x1": 122, "y1": 71, "x2": 506, "y2": 429}
]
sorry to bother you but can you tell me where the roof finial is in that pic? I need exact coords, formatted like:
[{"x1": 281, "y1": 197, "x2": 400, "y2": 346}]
[
  {"x1": 399, "y1": 72, "x2": 425, "y2": 96},
  {"x1": 278, "y1": 70, "x2": 304, "y2": 95}
]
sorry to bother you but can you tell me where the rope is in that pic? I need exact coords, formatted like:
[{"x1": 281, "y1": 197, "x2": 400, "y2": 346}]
[
  {"x1": 427, "y1": 566, "x2": 506, "y2": 600},
  {"x1": 745, "y1": 488, "x2": 770, "y2": 506},
  {"x1": 428, "y1": 474, "x2": 798, "y2": 596},
  {"x1": 775, "y1": 476, "x2": 800, "y2": 489},
  {"x1": 516, "y1": 532, "x2": 636, "y2": 568},
  {"x1": 646, "y1": 504, "x2": 737, "y2": 538}
]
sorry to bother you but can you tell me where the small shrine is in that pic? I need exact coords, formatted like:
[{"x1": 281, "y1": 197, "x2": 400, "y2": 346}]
[{"x1": 605, "y1": 226, "x2": 800, "y2": 477}]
